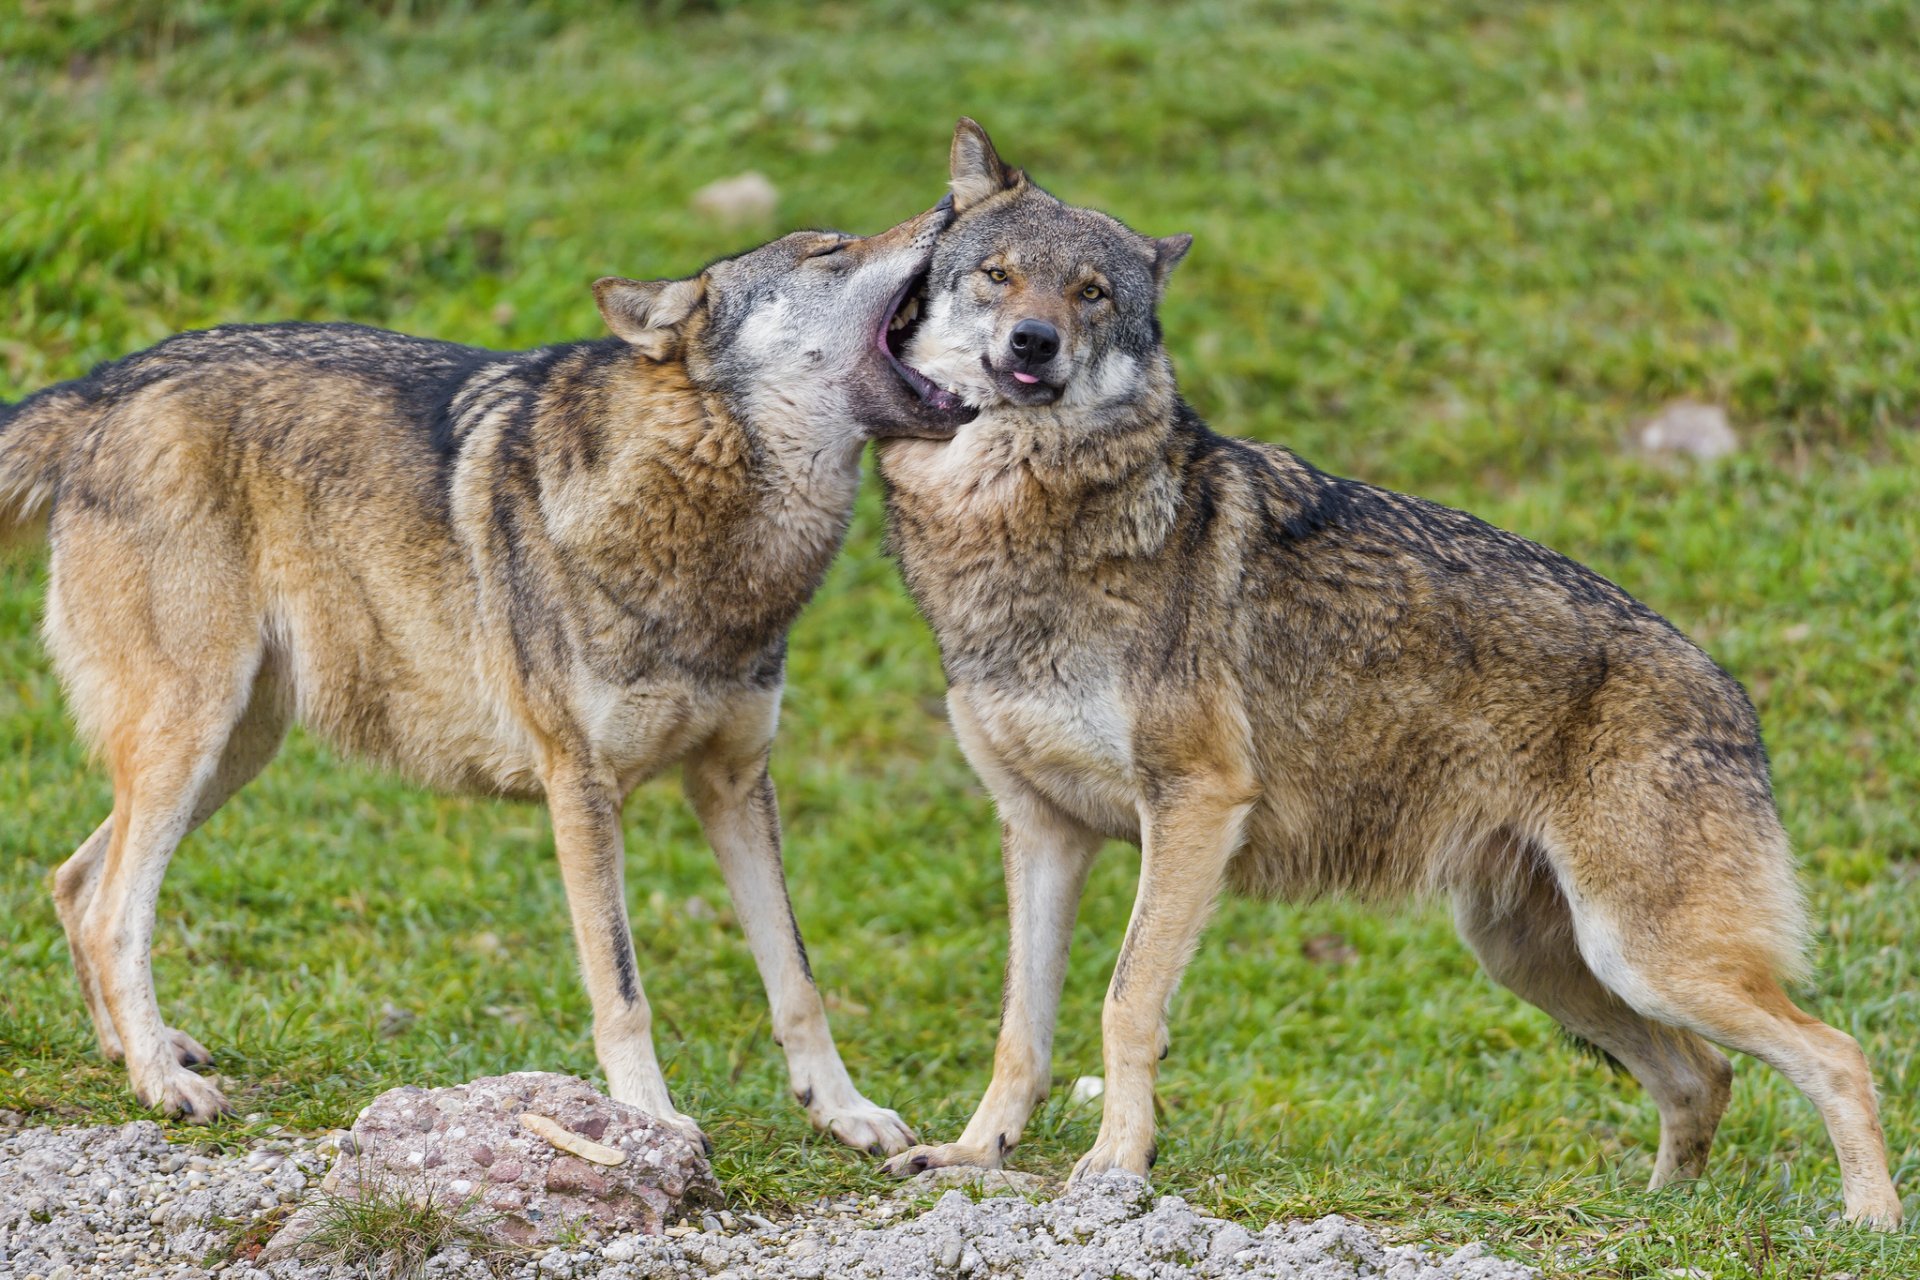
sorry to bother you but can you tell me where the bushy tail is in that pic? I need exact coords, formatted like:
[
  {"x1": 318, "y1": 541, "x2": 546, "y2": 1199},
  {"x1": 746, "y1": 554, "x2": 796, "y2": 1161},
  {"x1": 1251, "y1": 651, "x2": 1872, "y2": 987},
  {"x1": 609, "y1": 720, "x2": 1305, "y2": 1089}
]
[{"x1": 0, "y1": 386, "x2": 79, "y2": 543}]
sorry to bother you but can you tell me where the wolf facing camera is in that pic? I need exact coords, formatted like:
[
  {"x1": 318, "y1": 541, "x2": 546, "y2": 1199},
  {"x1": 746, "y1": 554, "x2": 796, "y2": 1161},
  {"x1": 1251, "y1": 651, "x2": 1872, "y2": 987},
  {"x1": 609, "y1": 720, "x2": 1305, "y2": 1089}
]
[{"x1": 874, "y1": 119, "x2": 1900, "y2": 1228}]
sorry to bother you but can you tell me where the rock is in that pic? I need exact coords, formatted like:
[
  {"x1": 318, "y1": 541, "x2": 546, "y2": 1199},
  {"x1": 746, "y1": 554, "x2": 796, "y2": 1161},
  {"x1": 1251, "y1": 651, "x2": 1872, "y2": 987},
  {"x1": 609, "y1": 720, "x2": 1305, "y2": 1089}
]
[
  {"x1": 264, "y1": 1072, "x2": 717, "y2": 1259},
  {"x1": 690, "y1": 172, "x2": 779, "y2": 229},
  {"x1": 1638, "y1": 400, "x2": 1738, "y2": 461},
  {"x1": 1067, "y1": 1075, "x2": 1105, "y2": 1105}
]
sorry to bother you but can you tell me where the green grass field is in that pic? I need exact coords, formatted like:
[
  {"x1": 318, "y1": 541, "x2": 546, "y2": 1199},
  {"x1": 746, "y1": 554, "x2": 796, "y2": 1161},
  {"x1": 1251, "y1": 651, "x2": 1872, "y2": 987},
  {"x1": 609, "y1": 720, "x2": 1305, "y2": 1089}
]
[{"x1": 3, "y1": 3, "x2": 1918, "y2": 1274}]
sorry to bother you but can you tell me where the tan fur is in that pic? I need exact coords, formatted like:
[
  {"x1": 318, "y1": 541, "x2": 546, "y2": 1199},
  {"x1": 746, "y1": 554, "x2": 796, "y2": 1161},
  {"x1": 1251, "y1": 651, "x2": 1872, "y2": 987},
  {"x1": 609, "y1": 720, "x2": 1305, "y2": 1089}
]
[
  {"x1": 877, "y1": 122, "x2": 1899, "y2": 1228},
  {"x1": 1, "y1": 205, "x2": 965, "y2": 1154}
]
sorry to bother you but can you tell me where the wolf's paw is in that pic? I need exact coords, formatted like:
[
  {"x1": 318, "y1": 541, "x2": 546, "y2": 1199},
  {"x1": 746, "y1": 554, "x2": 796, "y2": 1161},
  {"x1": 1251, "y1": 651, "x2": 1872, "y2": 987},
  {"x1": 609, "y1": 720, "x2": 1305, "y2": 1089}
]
[
  {"x1": 1067, "y1": 1136, "x2": 1153, "y2": 1185},
  {"x1": 1843, "y1": 1190, "x2": 1903, "y2": 1231},
  {"x1": 658, "y1": 1110, "x2": 713, "y2": 1157},
  {"x1": 135, "y1": 1067, "x2": 230, "y2": 1125},
  {"x1": 880, "y1": 1140, "x2": 1003, "y2": 1179},
  {"x1": 813, "y1": 1098, "x2": 916, "y2": 1158},
  {"x1": 103, "y1": 1026, "x2": 211, "y2": 1069}
]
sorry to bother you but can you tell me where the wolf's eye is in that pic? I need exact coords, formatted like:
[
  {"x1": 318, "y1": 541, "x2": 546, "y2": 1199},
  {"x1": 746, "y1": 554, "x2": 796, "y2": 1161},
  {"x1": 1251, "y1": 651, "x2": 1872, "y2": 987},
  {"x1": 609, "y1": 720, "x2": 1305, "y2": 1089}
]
[
  {"x1": 1081, "y1": 284, "x2": 1105, "y2": 301},
  {"x1": 985, "y1": 267, "x2": 1008, "y2": 283},
  {"x1": 806, "y1": 239, "x2": 850, "y2": 260}
]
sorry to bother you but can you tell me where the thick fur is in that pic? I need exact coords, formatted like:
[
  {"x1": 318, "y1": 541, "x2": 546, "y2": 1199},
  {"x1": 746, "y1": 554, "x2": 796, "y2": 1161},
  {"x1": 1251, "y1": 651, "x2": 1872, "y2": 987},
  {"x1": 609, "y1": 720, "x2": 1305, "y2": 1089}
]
[
  {"x1": 0, "y1": 202, "x2": 971, "y2": 1153},
  {"x1": 875, "y1": 121, "x2": 1900, "y2": 1228}
]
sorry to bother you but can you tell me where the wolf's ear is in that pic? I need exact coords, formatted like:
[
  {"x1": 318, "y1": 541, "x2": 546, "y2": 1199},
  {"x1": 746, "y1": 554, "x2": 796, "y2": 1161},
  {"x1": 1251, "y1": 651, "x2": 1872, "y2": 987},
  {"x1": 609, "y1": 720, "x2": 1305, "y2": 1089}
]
[
  {"x1": 1150, "y1": 234, "x2": 1193, "y2": 297},
  {"x1": 950, "y1": 117, "x2": 1023, "y2": 211},
  {"x1": 593, "y1": 275, "x2": 707, "y2": 360}
]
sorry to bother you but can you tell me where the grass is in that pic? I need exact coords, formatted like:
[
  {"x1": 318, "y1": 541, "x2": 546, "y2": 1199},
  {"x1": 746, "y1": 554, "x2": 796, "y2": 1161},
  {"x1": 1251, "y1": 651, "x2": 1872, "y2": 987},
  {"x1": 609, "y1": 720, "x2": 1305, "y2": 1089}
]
[
  {"x1": 288, "y1": 1174, "x2": 507, "y2": 1278},
  {"x1": 2, "y1": 2, "x2": 1917, "y2": 1275}
]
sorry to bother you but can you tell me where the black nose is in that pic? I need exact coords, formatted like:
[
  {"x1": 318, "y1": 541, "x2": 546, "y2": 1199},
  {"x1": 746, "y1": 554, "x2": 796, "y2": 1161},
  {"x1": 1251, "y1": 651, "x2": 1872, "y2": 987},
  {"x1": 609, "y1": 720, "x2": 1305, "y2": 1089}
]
[{"x1": 1008, "y1": 318, "x2": 1060, "y2": 366}]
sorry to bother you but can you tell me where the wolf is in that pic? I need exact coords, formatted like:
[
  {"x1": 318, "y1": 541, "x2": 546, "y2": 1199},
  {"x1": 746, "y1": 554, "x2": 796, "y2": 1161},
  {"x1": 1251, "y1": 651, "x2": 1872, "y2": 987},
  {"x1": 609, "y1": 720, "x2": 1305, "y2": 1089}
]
[
  {"x1": 872, "y1": 120, "x2": 1901, "y2": 1226},
  {"x1": 0, "y1": 198, "x2": 973, "y2": 1151}
]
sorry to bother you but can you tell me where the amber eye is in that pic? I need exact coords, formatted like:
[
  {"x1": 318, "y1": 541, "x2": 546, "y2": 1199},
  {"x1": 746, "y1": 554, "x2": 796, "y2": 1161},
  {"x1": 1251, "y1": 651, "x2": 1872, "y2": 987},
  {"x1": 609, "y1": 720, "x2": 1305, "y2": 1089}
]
[
  {"x1": 986, "y1": 267, "x2": 1009, "y2": 283},
  {"x1": 1081, "y1": 284, "x2": 1105, "y2": 301}
]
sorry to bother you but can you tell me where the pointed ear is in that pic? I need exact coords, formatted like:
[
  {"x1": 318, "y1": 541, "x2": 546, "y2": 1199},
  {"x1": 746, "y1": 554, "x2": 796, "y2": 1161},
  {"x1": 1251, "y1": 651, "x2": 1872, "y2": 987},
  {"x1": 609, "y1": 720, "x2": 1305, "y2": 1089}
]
[
  {"x1": 593, "y1": 275, "x2": 706, "y2": 359},
  {"x1": 950, "y1": 117, "x2": 1023, "y2": 211},
  {"x1": 1150, "y1": 234, "x2": 1193, "y2": 296}
]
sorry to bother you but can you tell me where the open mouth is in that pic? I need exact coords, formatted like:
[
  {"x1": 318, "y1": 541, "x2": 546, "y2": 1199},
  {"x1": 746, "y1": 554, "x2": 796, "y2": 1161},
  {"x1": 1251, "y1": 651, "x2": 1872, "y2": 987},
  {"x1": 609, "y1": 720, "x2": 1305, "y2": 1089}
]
[{"x1": 877, "y1": 269, "x2": 965, "y2": 414}]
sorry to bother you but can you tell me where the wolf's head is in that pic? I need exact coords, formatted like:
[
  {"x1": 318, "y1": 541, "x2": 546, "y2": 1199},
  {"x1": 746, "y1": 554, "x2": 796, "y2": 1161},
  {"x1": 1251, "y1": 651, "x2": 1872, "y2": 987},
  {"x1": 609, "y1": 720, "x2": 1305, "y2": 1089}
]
[
  {"x1": 896, "y1": 119, "x2": 1190, "y2": 418},
  {"x1": 594, "y1": 198, "x2": 977, "y2": 445}
]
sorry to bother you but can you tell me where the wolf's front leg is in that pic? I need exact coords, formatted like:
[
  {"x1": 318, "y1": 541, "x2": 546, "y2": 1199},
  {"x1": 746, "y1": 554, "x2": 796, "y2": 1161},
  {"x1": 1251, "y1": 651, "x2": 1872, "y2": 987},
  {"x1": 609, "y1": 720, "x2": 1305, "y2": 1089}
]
[
  {"x1": 883, "y1": 785, "x2": 1103, "y2": 1177},
  {"x1": 1070, "y1": 779, "x2": 1250, "y2": 1184},
  {"x1": 546, "y1": 761, "x2": 707, "y2": 1151},
  {"x1": 683, "y1": 740, "x2": 913, "y2": 1157}
]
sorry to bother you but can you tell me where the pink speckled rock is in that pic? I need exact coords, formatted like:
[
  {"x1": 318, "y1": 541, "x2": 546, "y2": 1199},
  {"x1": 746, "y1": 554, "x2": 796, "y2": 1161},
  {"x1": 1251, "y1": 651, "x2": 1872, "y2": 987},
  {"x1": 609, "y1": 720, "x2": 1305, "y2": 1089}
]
[{"x1": 267, "y1": 1072, "x2": 717, "y2": 1256}]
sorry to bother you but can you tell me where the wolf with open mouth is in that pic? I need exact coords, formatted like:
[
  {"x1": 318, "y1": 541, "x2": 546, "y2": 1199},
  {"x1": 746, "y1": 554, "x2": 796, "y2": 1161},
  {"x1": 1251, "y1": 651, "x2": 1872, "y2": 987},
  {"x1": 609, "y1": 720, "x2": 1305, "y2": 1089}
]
[
  {"x1": 0, "y1": 197, "x2": 971, "y2": 1153},
  {"x1": 873, "y1": 119, "x2": 1900, "y2": 1228}
]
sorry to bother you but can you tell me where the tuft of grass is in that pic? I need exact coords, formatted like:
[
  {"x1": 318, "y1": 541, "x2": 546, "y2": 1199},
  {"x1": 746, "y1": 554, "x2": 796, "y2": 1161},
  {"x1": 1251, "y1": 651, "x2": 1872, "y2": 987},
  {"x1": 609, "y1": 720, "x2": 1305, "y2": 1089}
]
[
  {"x1": 3, "y1": 3, "x2": 1918, "y2": 1276},
  {"x1": 294, "y1": 1175, "x2": 508, "y2": 1280}
]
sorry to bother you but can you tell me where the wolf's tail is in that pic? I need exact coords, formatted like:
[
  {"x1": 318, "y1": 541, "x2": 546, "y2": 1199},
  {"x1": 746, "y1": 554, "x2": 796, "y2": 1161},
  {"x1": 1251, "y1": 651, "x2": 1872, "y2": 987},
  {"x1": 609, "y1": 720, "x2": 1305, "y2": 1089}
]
[{"x1": 0, "y1": 384, "x2": 80, "y2": 543}]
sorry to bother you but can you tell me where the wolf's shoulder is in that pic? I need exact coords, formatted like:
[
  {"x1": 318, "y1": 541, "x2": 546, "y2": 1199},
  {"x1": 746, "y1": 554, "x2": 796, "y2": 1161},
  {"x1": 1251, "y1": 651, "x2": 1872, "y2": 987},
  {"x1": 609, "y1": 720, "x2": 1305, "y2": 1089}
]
[{"x1": 1168, "y1": 411, "x2": 1663, "y2": 625}]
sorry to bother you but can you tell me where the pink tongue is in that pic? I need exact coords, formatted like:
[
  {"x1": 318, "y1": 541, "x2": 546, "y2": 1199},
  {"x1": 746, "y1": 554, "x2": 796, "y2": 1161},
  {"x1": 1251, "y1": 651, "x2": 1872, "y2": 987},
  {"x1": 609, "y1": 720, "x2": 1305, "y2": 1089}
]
[{"x1": 1012, "y1": 371, "x2": 1039, "y2": 384}]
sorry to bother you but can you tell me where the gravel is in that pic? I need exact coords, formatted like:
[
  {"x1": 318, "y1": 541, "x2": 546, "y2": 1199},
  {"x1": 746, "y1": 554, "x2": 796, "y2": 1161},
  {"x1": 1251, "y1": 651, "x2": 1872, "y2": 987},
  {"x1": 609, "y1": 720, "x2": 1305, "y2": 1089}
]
[{"x1": 0, "y1": 1118, "x2": 1537, "y2": 1278}]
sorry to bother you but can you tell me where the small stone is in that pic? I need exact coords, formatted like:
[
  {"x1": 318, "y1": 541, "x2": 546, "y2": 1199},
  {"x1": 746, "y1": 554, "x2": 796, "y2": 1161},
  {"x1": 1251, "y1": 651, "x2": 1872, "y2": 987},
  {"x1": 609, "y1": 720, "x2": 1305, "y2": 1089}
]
[
  {"x1": 689, "y1": 172, "x2": 779, "y2": 229},
  {"x1": 1210, "y1": 1222, "x2": 1255, "y2": 1260},
  {"x1": 377, "y1": 1001, "x2": 416, "y2": 1037},
  {"x1": 1638, "y1": 400, "x2": 1738, "y2": 461}
]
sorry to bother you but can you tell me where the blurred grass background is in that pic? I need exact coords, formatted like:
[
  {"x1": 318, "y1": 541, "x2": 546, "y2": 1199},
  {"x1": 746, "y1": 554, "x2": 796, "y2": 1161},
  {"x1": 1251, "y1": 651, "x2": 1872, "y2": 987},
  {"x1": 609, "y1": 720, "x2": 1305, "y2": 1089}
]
[{"x1": 2, "y1": 2, "x2": 1917, "y2": 1274}]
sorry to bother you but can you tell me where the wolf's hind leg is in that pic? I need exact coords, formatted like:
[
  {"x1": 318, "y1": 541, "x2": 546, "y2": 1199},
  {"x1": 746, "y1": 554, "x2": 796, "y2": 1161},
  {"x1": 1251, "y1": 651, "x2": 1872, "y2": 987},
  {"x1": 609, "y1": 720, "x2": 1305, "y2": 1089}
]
[
  {"x1": 54, "y1": 662, "x2": 290, "y2": 1072},
  {"x1": 82, "y1": 688, "x2": 260, "y2": 1123},
  {"x1": 685, "y1": 744, "x2": 914, "y2": 1157},
  {"x1": 1551, "y1": 809, "x2": 1901, "y2": 1229},
  {"x1": 1453, "y1": 850, "x2": 1731, "y2": 1188},
  {"x1": 53, "y1": 819, "x2": 123, "y2": 1061}
]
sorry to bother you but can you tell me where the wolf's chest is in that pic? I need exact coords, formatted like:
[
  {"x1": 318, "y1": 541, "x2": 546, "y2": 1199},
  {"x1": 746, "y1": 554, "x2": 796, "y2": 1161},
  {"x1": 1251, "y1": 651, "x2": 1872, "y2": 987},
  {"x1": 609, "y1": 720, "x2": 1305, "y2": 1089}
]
[{"x1": 955, "y1": 679, "x2": 1142, "y2": 840}]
